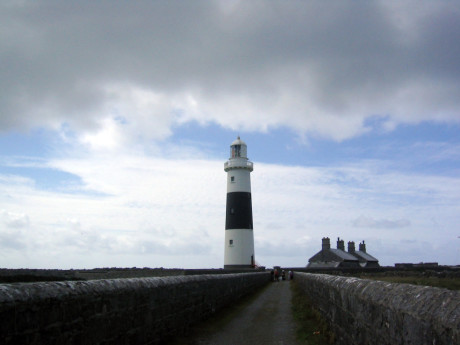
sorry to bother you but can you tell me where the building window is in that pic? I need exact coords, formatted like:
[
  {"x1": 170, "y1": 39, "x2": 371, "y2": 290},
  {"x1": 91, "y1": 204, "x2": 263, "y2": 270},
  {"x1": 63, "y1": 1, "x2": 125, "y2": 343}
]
[
  {"x1": 231, "y1": 176, "x2": 235, "y2": 183},
  {"x1": 229, "y1": 239, "x2": 233, "y2": 246}
]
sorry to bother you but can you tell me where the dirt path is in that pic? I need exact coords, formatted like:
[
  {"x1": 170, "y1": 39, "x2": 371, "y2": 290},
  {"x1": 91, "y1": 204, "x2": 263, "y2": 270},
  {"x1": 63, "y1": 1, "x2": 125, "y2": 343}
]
[{"x1": 173, "y1": 280, "x2": 299, "y2": 345}]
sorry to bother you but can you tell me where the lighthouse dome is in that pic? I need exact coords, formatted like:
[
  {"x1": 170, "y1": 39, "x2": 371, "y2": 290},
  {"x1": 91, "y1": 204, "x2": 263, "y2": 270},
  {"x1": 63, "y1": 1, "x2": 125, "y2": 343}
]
[{"x1": 231, "y1": 136, "x2": 247, "y2": 147}]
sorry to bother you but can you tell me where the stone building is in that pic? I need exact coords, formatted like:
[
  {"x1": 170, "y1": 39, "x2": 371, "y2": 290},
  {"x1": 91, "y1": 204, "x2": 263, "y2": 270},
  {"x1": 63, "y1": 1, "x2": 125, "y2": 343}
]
[
  {"x1": 307, "y1": 237, "x2": 379, "y2": 268},
  {"x1": 348, "y1": 240, "x2": 379, "y2": 268}
]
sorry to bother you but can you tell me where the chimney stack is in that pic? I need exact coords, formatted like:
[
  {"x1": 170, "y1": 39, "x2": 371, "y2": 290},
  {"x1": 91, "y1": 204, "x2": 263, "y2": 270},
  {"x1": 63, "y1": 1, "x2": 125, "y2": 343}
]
[
  {"x1": 322, "y1": 237, "x2": 331, "y2": 250},
  {"x1": 337, "y1": 237, "x2": 345, "y2": 251},
  {"x1": 348, "y1": 241, "x2": 355, "y2": 253},
  {"x1": 359, "y1": 241, "x2": 366, "y2": 253}
]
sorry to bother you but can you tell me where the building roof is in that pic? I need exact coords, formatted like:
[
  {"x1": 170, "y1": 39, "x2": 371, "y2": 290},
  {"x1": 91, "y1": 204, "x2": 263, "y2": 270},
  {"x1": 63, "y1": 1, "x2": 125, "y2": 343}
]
[
  {"x1": 307, "y1": 238, "x2": 379, "y2": 268},
  {"x1": 329, "y1": 248, "x2": 359, "y2": 261},
  {"x1": 308, "y1": 248, "x2": 359, "y2": 264},
  {"x1": 353, "y1": 250, "x2": 378, "y2": 262}
]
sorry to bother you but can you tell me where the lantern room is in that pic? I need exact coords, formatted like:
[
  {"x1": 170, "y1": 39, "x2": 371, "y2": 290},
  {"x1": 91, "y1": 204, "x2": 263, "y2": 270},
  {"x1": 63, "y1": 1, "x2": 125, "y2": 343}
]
[{"x1": 230, "y1": 136, "x2": 248, "y2": 159}]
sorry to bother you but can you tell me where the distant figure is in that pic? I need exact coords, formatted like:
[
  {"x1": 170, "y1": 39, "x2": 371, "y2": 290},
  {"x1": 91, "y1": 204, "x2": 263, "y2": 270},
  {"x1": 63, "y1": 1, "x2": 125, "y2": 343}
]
[
  {"x1": 270, "y1": 269, "x2": 274, "y2": 281},
  {"x1": 281, "y1": 270, "x2": 286, "y2": 280},
  {"x1": 274, "y1": 269, "x2": 279, "y2": 282},
  {"x1": 289, "y1": 270, "x2": 293, "y2": 280}
]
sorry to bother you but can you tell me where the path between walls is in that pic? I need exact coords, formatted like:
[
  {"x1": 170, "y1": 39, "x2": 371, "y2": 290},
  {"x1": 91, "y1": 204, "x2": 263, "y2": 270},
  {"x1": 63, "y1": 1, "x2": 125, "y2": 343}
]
[{"x1": 172, "y1": 280, "x2": 299, "y2": 345}]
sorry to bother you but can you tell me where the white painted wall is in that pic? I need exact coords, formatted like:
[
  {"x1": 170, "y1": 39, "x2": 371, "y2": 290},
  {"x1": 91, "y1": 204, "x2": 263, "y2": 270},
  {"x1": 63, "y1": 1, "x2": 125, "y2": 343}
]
[
  {"x1": 226, "y1": 168, "x2": 252, "y2": 193},
  {"x1": 224, "y1": 229, "x2": 255, "y2": 266}
]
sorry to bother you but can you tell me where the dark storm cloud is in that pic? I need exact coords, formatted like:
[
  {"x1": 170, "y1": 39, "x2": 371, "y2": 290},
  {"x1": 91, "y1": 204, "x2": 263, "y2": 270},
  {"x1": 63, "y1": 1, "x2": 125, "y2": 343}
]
[{"x1": 1, "y1": 1, "x2": 459, "y2": 139}]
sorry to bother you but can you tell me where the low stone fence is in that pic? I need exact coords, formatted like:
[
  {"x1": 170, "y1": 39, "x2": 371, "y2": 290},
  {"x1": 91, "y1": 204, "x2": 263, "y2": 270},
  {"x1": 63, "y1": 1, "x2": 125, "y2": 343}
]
[
  {"x1": 295, "y1": 272, "x2": 460, "y2": 345},
  {"x1": 0, "y1": 268, "x2": 265, "y2": 282},
  {"x1": 0, "y1": 272, "x2": 270, "y2": 344}
]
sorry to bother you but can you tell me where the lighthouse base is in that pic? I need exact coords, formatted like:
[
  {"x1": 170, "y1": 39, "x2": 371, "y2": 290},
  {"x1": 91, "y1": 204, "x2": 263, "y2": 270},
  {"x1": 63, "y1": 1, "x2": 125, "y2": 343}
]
[{"x1": 224, "y1": 229, "x2": 255, "y2": 268}]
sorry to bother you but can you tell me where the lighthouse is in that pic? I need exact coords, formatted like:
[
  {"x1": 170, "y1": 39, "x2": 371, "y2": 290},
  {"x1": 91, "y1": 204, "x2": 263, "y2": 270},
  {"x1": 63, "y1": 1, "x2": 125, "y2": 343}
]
[{"x1": 224, "y1": 136, "x2": 255, "y2": 269}]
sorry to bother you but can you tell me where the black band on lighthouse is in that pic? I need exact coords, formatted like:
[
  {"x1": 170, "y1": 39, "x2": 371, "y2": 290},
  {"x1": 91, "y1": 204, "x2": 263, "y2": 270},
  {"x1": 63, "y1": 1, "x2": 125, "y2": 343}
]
[
  {"x1": 225, "y1": 192, "x2": 253, "y2": 230},
  {"x1": 225, "y1": 192, "x2": 252, "y2": 230}
]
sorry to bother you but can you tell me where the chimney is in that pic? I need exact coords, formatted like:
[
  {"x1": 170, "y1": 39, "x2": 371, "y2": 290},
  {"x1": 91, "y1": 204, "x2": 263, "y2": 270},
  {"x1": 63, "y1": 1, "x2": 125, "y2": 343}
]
[
  {"x1": 337, "y1": 237, "x2": 345, "y2": 251},
  {"x1": 359, "y1": 241, "x2": 366, "y2": 253},
  {"x1": 348, "y1": 241, "x2": 355, "y2": 253},
  {"x1": 322, "y1": 237, "x2": 331, "y2": 250}
]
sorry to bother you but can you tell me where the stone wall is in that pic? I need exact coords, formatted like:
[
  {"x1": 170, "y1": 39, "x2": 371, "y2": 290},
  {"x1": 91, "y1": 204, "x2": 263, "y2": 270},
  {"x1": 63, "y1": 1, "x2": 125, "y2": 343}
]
[
  {"x1": 284, "y1": 266, "x2": 460, "y2": 277},
  {"x1": 295, "y1": 272, "x2": 460, "y2": 345},
  {"x1": 0, "y1": 268, "x2": 264, "y2": 282},
  {"x1": 0, "y1": 272, "x2": 270, "y2": 344}
]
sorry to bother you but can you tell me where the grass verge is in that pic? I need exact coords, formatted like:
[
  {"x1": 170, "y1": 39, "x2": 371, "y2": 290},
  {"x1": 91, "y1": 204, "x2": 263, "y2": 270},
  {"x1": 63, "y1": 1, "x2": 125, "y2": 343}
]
[{"x1": 290, "y1": 281, "x2": 335, "y2": 345}]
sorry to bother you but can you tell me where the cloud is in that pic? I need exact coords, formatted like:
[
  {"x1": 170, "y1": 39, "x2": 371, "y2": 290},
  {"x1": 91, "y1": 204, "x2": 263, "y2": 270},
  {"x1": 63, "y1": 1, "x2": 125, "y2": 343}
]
[
  {"x1": 0, "y1": 209, "x2": 30, "y2": 229},
  {"x1": 1, "y1": 142, "x2": 459, "y2": 267},
  {"x1": 1, "y1": 1, "x2": 459, "y2": 144},
  {"x1": 0, "y1": 233, "x2": 26, "y2": 251},
  {"x1": 0, "y1": 210, "x2": 29, "y2": 251},
  {"x1": 352, "y1": 215, "x2": 411, "y2": 229}
]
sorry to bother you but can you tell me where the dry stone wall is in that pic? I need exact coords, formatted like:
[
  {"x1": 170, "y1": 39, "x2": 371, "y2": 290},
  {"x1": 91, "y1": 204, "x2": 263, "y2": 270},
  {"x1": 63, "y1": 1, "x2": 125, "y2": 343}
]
[
  {"x1": 295, "y1": 272, "x2": 460, "y2": 345},
  {"x1": 0, "y1": 268, "x2": 260, "y2": 282},
  {"x1": 0, "y1": 272, "x2": 270, "y2": 345}
]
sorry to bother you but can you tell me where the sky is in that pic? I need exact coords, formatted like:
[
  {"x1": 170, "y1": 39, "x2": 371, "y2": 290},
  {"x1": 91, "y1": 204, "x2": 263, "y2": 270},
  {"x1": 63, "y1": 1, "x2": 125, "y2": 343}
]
[{"x1": 1, "y1": 0, "x2": 459, "y2": 269}]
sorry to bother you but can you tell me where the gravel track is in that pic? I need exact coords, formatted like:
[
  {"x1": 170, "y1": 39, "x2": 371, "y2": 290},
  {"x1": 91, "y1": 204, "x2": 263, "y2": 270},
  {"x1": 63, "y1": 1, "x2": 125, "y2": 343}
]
[{"x1": 173, "y1": 280, "x2": 299, "y2": 345}]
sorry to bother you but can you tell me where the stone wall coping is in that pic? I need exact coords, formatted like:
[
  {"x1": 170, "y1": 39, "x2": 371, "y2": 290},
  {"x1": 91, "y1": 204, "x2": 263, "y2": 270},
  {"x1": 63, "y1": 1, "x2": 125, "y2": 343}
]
[{"x1": 0, "y1": 272, "x2": 268, "y2": 304}]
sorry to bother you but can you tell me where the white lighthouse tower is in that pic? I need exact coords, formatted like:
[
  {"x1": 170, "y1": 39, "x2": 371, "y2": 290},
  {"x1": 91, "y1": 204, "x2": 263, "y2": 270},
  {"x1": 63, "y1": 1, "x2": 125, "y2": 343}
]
[{"x1": 224, "y1": 136, "x2": 255, "y2": 269}]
